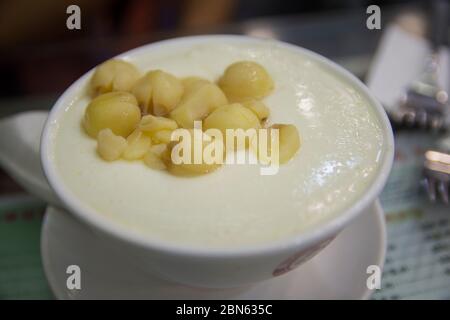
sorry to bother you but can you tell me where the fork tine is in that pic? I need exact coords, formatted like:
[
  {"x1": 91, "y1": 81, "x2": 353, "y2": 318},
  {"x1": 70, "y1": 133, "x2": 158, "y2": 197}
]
[
  {"x1": 437, "y1": 181, "x2": 449, "y2": 204},
  {"x1": 403, "y1": 112, "x2": 416, "y2": 127},
  {"x1": 417, "y1": 111, "x2": 428, "y2": 128},
  {"x1": 430, "y1": 115, "x2": 442, "y2": 131},
  {"x1": 423, "y1": 177, "x2": 437, "y2": 202}
]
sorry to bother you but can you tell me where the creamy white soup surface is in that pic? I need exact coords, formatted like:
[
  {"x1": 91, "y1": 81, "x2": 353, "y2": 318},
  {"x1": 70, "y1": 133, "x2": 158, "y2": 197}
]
[{"x1": 52, "y1": 40, "x2": 385, "y2": 247}]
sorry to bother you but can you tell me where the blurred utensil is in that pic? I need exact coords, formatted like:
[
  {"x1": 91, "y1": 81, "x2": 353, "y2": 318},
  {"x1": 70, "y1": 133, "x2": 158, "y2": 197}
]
[
  {"x1": 390, "y1": 0, "x2": 450, "y2": 130},
  {"x1": 422, "y1": 150, "x2": 450, "y2": 204}
]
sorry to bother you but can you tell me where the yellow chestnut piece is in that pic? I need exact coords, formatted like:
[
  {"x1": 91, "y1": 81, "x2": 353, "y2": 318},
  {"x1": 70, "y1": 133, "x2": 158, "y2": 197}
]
[
  {"x1": 182, "y1": 77, "x2": 211, "y2": 96},
  {"x1": 203, "y1": 103, "x2": 261, "y2": 134},
  {"x1": 170, "y1": 83, "x2": 228, "y2": 128},
  {"x1": 122, "y1": 129, "x2": 152, "y2": 160},
  {"x1": 271, "y1": 124, "x2": 301, "y2": 164},
  {"x1": 219, "y1": 61, "x2": 273, "y2": 101},
  {"x1": 151, "y1": 129, "x2": 174, "y2": 144},
  {"x1": 132, "y1": 70, "x2": 183, "y2": 115},
  {"x1": 139, "y1": 115, "x2": 178, "y2": 134},
  {"x1": 242, "y1": 100, "x2": 270, "y2": 121},
  {"x1": 97, "y1": 129, "x2": 127, "y2": 161},
  {"x1": 150, "y1": 143, "x2": 169, "y2": 156},
  {"x1": 83, "y1": 91, "x2": 141, "y2": 138},
  {"x1": 203, "y1": 103, "x2": 261, "y2": 149},
  {"x1": 166, "y1": 129, "x2": 223, "y2": 176},
  {"x1": 90, "y1": 59, "x2": 140, "y2": 95},
  {"x1": 143, "y1": 144, "x2": 168, "y2": 170}
]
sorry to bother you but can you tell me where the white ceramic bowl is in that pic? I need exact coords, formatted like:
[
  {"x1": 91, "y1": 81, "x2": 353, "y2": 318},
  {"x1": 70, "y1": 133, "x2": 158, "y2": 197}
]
[{"x1": 41, "y1": 35, "x2": 394, "y2": 288}]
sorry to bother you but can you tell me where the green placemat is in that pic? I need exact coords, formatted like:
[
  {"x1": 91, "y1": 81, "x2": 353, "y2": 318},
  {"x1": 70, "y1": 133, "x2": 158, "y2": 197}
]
[{"x1": 0, "y1": 195, "x2": 52, "y2": 299}]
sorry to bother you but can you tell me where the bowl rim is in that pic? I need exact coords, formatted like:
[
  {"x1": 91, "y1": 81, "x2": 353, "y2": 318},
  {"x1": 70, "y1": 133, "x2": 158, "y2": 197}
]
[{"x1": 41, "y1": 34, "x2": 395, "y2": 258}]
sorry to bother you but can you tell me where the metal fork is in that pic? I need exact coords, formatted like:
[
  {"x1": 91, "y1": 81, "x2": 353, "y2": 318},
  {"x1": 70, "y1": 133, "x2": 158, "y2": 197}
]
[
  {"x1": 422, "y1": 150, "x2": 450, "y2": 204},
  {"x1": 390, "y1": 0, "x2": 450, "y2": 130}
]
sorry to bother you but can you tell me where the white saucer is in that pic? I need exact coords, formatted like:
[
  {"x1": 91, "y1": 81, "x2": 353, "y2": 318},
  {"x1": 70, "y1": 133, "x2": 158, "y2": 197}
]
[{"x1": 41, "y1": 201, "x2": 386, "y2": 299}]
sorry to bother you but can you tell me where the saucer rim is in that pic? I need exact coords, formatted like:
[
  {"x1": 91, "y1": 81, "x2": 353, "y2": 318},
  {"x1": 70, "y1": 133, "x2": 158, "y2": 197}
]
[{"x1": 41, "y1": 199, "x2": 387, "y2": 300}]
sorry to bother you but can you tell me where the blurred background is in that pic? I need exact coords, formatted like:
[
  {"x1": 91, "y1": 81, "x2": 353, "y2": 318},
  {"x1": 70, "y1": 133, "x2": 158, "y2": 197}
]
[
  {"x1": 1, "y1": 0, "x2": 450, "y2": 300},
  {"x1": 0, "y1": 0, "x2": 422, "y2": 100}
]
